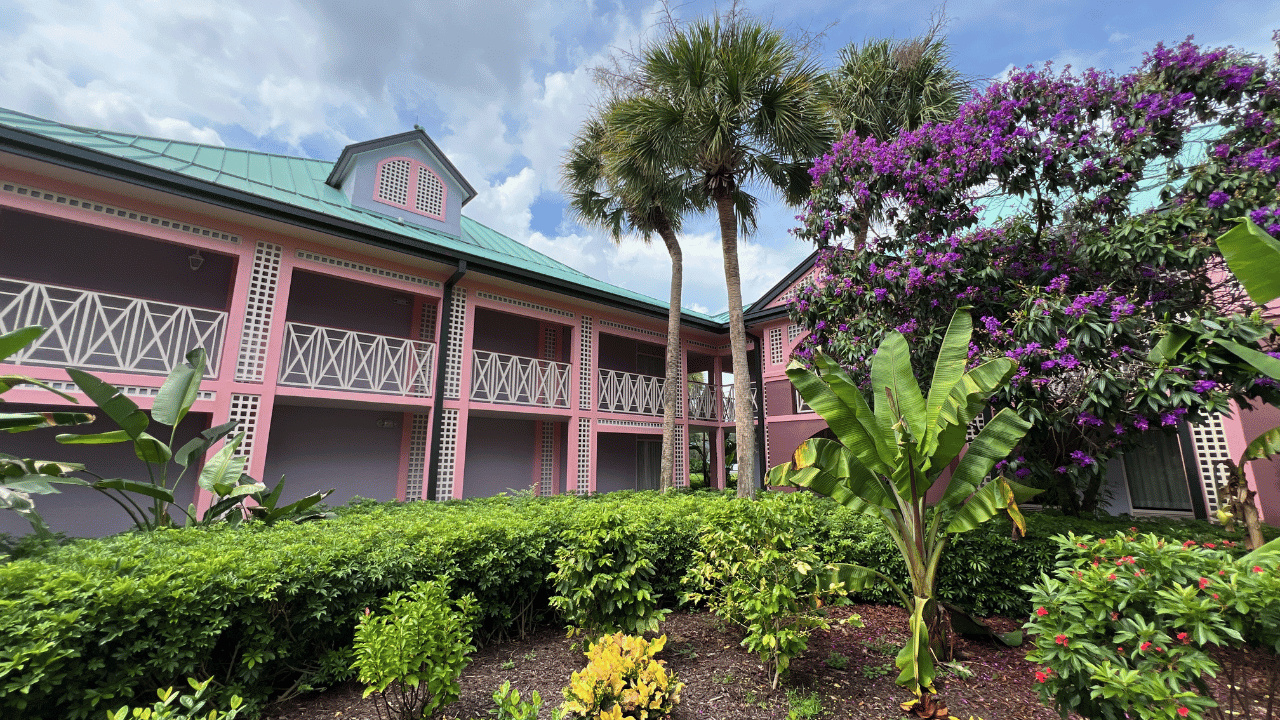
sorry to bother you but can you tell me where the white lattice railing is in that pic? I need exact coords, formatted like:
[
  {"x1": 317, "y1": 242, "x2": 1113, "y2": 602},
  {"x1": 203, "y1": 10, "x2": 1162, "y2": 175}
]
[
  {"x1": 688, "y1": 380, "x2": 718, "y2": 421},
  {"x1": 598, "y1": 369, "x2": 666, "y2": 416},
  {"x1": 794, "y1": 387, "x2": 814, "y2": 414},
  {"x1": 721, "y1": 383, "x2": 759, "y2": 418},
  {"x1": 471, "y1": 350, "x2": 570, "y2": 408},
  {"x1": 279, "y1": 322, "x2": 434, "y2": 396},
  {"x1": 0, "y1": 277, "x2": 226, "y2": 377}
]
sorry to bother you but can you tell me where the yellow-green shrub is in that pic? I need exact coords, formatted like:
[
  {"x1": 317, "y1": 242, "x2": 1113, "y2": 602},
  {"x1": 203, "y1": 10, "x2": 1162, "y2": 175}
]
[{"x1": 560, "y1": 634, "x2": 683, "y2": 719}]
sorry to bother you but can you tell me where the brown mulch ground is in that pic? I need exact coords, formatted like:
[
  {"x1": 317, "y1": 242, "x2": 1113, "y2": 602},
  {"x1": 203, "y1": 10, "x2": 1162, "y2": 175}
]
[{"x1": 264, "y1": 604, "x2": 1062, "y2": 720}]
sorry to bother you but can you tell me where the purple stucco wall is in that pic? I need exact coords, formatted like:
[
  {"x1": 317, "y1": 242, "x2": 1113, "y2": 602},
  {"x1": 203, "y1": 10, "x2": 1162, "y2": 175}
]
[
  {"x1": 285, "y1": 270, "x2": 416, "y2": 338},
  {"x1": 472, "y1": 308, "x2": 541, "y2": 358},
  {"x1": 462, "y1": 415, "x2": 536, "y2": 497},
  {"x1": 595, "y1": 432, "x2": 639, "y2": 493},
  {"x1": 0, "y1": 405, "x2": 210, "y2": 538},
  {"x1": 2, "y1": 208, "x2": 235, "y2": 310},
  {"x1": 260, "y1": 404, "x2": 403, "y2": 507}
]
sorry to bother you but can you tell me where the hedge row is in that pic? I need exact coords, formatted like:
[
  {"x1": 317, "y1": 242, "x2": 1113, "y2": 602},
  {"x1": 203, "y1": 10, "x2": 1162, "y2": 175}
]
[{"x1": 0, "y1": 490, "x2": 1268, "y2": 719}]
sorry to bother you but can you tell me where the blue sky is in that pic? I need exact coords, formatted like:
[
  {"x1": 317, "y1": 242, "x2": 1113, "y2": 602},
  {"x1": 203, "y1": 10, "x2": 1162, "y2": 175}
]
[{"x1": 0, "y1": 0, "x2": 1276, "y2": 313}]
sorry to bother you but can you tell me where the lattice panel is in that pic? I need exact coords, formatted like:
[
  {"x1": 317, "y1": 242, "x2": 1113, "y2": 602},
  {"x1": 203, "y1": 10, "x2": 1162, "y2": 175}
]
[
  {"x1": 405, "y1": 413, "x2": 431, "y2": 501},
  {"x1": 435, "y1": 408, "x2": 459, "y2": 501},
  {"x1": 476, "y1": 291, "x2": 574, "y2": 318},
  {"x1": 296, "y1": 250, "x2": 440, "y2": 288},
  {"x1": 788, "y1": 324, "x2": 803, "y2": 343},
  {"x1": 965, "y1": 414, "x2": 986, "y2": 442},
  {"x1": 576, "y1": 417, "x2": 592, "y2": 494},
  {"x1": 579, "y1": 316, "x2": 593, "y2": 410},
  {"x1": 600, "y1": 318, "x2": 665, "y2": 339},
  {"x1": 1188, "y1": 416, "x2": 1230, "y2": 516},
  {"x1": 415, "y1": 166, "x2": 445, "y2": 217},
  {"x1": 674, "y1": 424, "x2": 686, "y2": 488},
  {"x1": 769, "y1": 327, "x2": 784, "y2": 366},
  {"x1": 235, "y1": 242, "x2": 282, "y2": 382},
  {"x1": 419, "y1": 303, "x2": 437, "y2": 344},
  {"x1": 227, "y1": 394, "x2": 261, "y2": 462},
  {"x1": 543, "y1": 326, "x2": 558, "y2": 361},
  {"x1": 675, "y1": 348, "x2": 684, "y2": 419},
  {"x1": 761, "y1": 369, "x2": 770, "y2": 463},
  {"x1": 540, "y1": 421, "x2": 556, "y2": 496},
  {"x1": 42, "y1": 380, "x2": 214, "y2": 402},
  {"x1": 2, "y1": 180, "x2": 240, "y2": 244},
  {"x1": 378, "y1": 159, "x2": 411, "y2": 206},
  {"x1": 444, "y1": 287, "x2": 467, "y2": 399}
]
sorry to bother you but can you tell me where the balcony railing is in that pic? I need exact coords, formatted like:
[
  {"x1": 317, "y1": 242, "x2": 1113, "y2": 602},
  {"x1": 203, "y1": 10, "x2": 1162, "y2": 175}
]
[
  {"x1": 0, "y1": 277, "x2": 226, "y2": 377},
  {"x1": 279, "y1": 322, "x2": 434, "y2": 396},
  {"x1": 794, "y1": 387, "x2": 814, "y2": 414},
  {"x1": 598, "y1": 369, "x2": 666, "y2": 416},
  {"x1": 721, "y1": 383, "x2": 759, "y2": 418},
  {"x1": 471, "y1": 350, "x2": 570, "y2": 408},
  {"x1": 688, "y1": 380, "x2": 718, "y2": 421}
]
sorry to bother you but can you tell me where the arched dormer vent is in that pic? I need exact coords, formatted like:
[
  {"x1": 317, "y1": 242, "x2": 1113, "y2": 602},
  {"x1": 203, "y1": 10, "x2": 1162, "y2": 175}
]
[{"x1": 375, "y1": 156, "x2": 447, "y2": 221}]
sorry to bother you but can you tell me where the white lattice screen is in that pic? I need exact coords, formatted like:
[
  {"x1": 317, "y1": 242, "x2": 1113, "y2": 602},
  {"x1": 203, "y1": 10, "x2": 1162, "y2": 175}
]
[
  {"x1": 235, "y1": 242, "x2": 282, "y2": 382},
  {"x1": 788, "y1": 324, "x2": 803, "y2": 343},
  {"x1": 576, "y1": 417, "x2": 592, "y2": 494},
  {"x1": 965, "y1": 414, "x2": 987, "y2": 442},
  {"x1": 227, "y1": 394, "x2": 261, "y2": 463},
  {"x1": 435, "y1": 408, "x2": 459, "y2": 501},
  {"x1": 579, "y1": 316, "x2": 593, "y2": 410},
  {"x1": 444, "y1": 287, "x2": 467, "y2": 399},
  {"x1": 405, "y1": 413, "x2": 431, "y2": 500},
  {"x1": 1188, "y1": 416, "x2": 1230, "y2": 516},
  {"x1": 769, "y1": 327, "x2": 784, "y2": 366},
  {"x1": 378, "y1": 160, "x2": 411, "y2": 205},
  {"x1": 415, "y1": 166, "x2": 445, "y2": 217},
  {"x1": 543, "y1": 326, "x2": 558, "y2": 361},
  {"x1": 674, "y1": 424, "x2": 686, "y2": 488},
  {"x1": 419, "y1": 303, "x2": 437, "y2": 344},
  {"x1": 540, "y1": 421, "x2": 556, "y2": 496}
]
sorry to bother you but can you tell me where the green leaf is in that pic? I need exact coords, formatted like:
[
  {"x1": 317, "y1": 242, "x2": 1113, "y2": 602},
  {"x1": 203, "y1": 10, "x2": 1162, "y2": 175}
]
[
  {"x1": 946, "y1": 480, "x2": 1011, "y2": 534},
  {"x1": 174, "y1": 421, "x2": 238, "y2": 468},
  {"x1": 94, "y1": 478, "x2": 175, "y2": 504},
  {"x1": 895, "y1": 597, "x2": 936, "y2": 695},
  {"x1": 0, "y1": 326, "x2": 44, "y2": 364},
  {"x1": 2, "y1": 411, "x2": 94, "y2": 433},
  {"x1": 65, "y1": 369, "x2": 149, "y2": 439},
  {"x1": 0, "y1": 373, "x2": 80, "y2": 403},
  {"x1": 1241, "y1": 536, "x2": 1280, "y2": 566},
  {"x1": 923, "y1": 310, "x2": 973, "y2": 457},
  {"x1": 1148, "y1": 326, "x2": 1194, "y2": 365},
  {"x1": 788, "y1": 356, "x2": 893, "y2": 475},
  {"x1": 152, "y1": 348, "x2": 206, "y2": 427},
  {"x1": 199, "y1": 433, "x2": 249, "y2": 494},
  {"x1": 872, "y1": 331, "x2": 927, "y2": 447},
  {"x1": 133, "y1": 432, "x2": 173, "y2": 464},
  {"x1": 1216, "y1": 339, "x2": 1280, "y2": 382},
  {"x1": 1215, "y1": 217, "x2": 1280, "y2": 305},
  {"x1": 944, "y1": 407, "x2": 1033, "y2": 505},
  {"x1": 1240, "y1": 426, "x2": 1280, "y2": 465},
  {"x1": 57, "y1": 429, "x2": 133, "y2": 445}
]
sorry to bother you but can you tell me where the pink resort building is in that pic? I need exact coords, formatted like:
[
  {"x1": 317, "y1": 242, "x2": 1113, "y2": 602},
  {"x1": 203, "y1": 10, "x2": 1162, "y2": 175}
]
[{"x1": 0, "y1": 108, "x2": 1274, "y2": 537}]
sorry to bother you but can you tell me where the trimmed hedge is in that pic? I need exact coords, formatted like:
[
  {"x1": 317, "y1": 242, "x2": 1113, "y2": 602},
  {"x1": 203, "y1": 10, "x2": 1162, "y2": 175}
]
[{"x1": 0, "y1": 491, "x2": 1270, "y2": 719}]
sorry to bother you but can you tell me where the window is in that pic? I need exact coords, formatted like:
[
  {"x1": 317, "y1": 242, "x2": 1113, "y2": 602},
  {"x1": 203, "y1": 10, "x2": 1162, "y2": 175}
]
[{"x1": 374, "y1": 156, "x2": 447, "y2": 221}]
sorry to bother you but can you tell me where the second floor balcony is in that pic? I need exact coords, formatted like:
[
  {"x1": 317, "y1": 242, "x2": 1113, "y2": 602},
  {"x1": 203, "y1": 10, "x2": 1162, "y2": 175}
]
[
  {"x1": 471, "y1": 350, "x2": 570, "y2": 408},
  {"x1": 278, "y1": 322, "x2": 434, "y2": 396},
  {"x1": 0, "y1": 276, "x2": 226, "y2": 377}
]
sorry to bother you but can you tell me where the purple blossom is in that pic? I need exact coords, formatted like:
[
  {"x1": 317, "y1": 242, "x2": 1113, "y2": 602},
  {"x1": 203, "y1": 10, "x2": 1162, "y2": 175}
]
[
  {"x1": 1070, "y1": 450, "x2": 1095, "y2": 466},
  {"x1": 1206, "y1": 190, "x2": 1230, "y2": 208},
  {"x1": 873, "y1": 288, "x2": 888, "y2": 302},
  {"x1": 1160, "y1": 407, "x2": 1188, "y2": 426},
  {"x1": 1134, "y1": 416, "x2": 1150, "y2": 432},
  {"x1": 1191, "y1": 380, "x2": 1217, "y2": 393},
  {"x1": 1047, "y1": 275, "x2": 1070, "y2": 293}
]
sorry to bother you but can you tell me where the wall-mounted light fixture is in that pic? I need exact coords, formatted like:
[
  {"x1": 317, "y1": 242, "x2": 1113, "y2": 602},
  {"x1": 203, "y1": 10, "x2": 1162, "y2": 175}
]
[
  {"x1": 376, "y1": 418, "x2": 398, "y2": 429},
  {"x1": 188, "y1": 249, "x2": 204, "y2": 271},
  {"x1": 390, "y1": 295, "x2": 411, "y2": 306}
]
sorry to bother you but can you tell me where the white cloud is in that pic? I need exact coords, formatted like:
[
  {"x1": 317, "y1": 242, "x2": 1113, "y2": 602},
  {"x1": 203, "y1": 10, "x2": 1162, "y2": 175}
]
[{"x1": 1109, "y1": 31, "x2": 1130, "y2": 43}]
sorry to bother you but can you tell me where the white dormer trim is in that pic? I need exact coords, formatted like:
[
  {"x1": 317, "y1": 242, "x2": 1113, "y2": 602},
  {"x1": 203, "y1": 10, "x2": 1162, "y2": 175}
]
[{"x1": 375, "y1": 156, "x2": 448, "y2": 221}]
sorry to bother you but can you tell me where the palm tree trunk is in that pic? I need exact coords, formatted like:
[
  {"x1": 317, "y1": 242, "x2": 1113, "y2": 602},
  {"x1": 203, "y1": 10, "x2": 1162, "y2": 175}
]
[
  {"x1": 715, "y1": 190, "x2": 756, "y2": 498},
  {"x1": 657, "y1": 220, "x2": 683, "y2": 492}
]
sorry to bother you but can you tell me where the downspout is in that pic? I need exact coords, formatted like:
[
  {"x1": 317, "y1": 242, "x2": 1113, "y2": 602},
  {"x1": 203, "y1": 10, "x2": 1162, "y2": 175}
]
[
  {"x1": 746, "y1": 331, "x2": 767, "y2": 491},
  {"x1": 426, "y1": 260, "x2": 467, "y2": 501}
]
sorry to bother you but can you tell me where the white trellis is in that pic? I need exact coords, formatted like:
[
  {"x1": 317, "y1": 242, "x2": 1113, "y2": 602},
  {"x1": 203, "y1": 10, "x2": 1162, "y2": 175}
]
[
  {"x1": 598, "y1": 369, "x2": 666, "y2": 416},
  {"x1": 470, "y1": 350, "x2": 570, "y2": 408},
  {"x1": 688, "y1": 380, "x2": 718, "y2": 421},
  {"x1": 0, "y1": 277, "x2": 226, "y2": 377},
  {"x1": 278, "y1": 322, "x2": 434, "y2": 396},
  {"x1": 793, "y1": 387, "x2": 814, "y2": 414},
  {"x1": 721, "y1": 383, "x2": 759, "y2": 418}
]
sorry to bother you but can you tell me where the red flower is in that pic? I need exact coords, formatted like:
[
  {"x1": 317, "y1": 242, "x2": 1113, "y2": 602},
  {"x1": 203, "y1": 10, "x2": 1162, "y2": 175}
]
[
  {"x1": 1107, "y1": 573, "x2": 1117, "y2": 581},
  {"x1": 1183, "y1": 540, "x2": 1196, "y2": 548},
  {"x1": 1110, "y1": 612, "x2": 1119, "y2": 621},
  {"x1": 1035, "y1": 670, "x2": 1049, "y2": 683},
  {"x1": 1255, "y1": 566, "x2": 1265, "y2": 573},
  {"x1": 1204, "y1": 542, "x2": 1216, "y2": 549},
  {"x1": 1213, "y1": 593, "x2": 1220, "y2": 600},
  {"x1": 1198, "y1": 577, "x2": 1210, "y2": 589},
  {"x1": 1036, "y1": 606, "x2": 1049, "y2": 616},
  {"x1": 1177, "y1": 632, "x2": 1189, "y2": 644},
  {"x1": 1055, "y1": 634, "x2": 1069, "y2": 646},
  {"x1": 1178, "y1": 707, "x2": 1190, "y2": 717},
  {"x1": 1140, "y1": 641, "x2": 1152, "y2": 652}
]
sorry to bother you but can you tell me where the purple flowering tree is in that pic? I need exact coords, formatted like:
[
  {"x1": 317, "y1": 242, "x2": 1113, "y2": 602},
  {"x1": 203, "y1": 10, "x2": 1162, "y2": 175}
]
[{"x1": 790, "y1": 37, "x2": 1280, "y2": 514}]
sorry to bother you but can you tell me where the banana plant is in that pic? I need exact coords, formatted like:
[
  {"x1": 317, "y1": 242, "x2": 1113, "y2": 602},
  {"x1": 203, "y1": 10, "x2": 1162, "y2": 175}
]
[
  {"x1": 766, "y1": 309, "x2": 1036, "y2": 717},
  {"x1": 1, "y1": 326, "x2": 95, "y2": 536}
]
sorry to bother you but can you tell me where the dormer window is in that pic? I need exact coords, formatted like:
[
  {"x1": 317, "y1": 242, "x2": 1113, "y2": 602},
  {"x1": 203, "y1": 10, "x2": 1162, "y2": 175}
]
[{"x1": 375, "y1": 156, "x2": 447, "y2": 221}]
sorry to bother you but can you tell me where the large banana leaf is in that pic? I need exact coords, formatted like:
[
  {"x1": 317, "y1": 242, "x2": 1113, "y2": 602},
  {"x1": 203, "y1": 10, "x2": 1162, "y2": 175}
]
[
  {"x1": 896, "y1": 597, "x2": 937, "y2": 694},
  {"x1": 946, "y1": 407, "x2": 1033, "y2": 493},
  {"x1": 94, "y1": 478, "x2": 175, "y2": 504},
  {"x1": 0, "y1": 326, "x2": 46, "y2": 363},
  {"x1": 1241, "y1": 426, "x2": 1280, "y2": 464},
  {"x1": 174, "y1": 421, "x2": 238, "y2": 468},
  {"x1": 199, "y1": 433, "x2": 250, "y2": 494},
  {"x1": 3, "y1": 411, "x2": 94, "y2": 433},
  {"x1": 1216, "y1": 338, "x2": 1280, "y2": 382},
  {"x1": 781, "y1": 437, "x2": 895, "y2": 509},
  {"x1": 929, "y1": 358, "x2": 1018, "y2": 472},
  {"x1": 871, "y1": 332, "x2": 927, "y2": 449},
  {"x1": 152, "y1": 349, "x2": 206, "y2": 427},
  {"x1": 922, "y1": 310, "x2": 974, "y2": 457},
  {"x1": 64, "y1": 369, "x2": 150, "y2": 439},
  {"x1": 788, "y1": 356, "x2": 893, "y2": 475},
  {"x1": 1215, "y1": 217, "x2": 1280, "y2": 305}
]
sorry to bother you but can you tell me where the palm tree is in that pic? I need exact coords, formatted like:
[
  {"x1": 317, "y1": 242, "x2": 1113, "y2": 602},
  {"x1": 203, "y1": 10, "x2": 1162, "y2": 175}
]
[
  {"x1": 822, "y1": 24, "x2": 970, "y2": 248},
  {"x1": 610, "y1": 15, "x2": 834, "y2": 497},
  {"x1": 562, "y1": 106, "x2": 699, "y2": 491}
]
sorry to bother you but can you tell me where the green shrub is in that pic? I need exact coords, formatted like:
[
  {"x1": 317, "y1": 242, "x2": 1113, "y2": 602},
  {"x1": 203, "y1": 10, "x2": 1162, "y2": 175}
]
[
  {"x1": 488, "y1": 681, "x2": 543, "y2": 720},
  {"x1": 559, "y1": 633, "x2": 682, "y2": 719},
  {"x1": 104, "y1": 678, "x2": 242, "y2": 720},
  {"x1": 1024, "y1": 532, "x2": 1280, "y2": 720},
  {"x1": 684, "y1": 493, "x2": 856, "y2": 689},
  {"x1": 352, "y1": 579, "x2": 476, "y2": 720}
]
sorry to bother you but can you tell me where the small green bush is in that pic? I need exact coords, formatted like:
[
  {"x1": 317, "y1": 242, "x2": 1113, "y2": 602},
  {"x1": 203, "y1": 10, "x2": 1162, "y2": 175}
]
[
  {"x1": 104, "y1": 678, "x2": 242, "y2": 720},
  {"x1": 352, "y1": 579, "x2": 476, "y2": 720},
  {"x1": 559, "y1": 633, "x2": 682, "y2": 719},
  {"x1": 488, "y1": 681, "x2": 543, "y2": 720},
  {"x1": 1024, "y1": 532, "x2": 1280, "y2": 720}
]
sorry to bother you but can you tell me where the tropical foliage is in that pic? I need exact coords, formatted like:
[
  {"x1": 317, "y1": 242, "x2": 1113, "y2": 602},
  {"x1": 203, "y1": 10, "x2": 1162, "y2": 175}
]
[
  {"x1": 790, "y1": 37, "x2": 1280, "y2": 514},
  {"x1": 766, "y1": 310, "x2": 1035, "y2": 714},
  {"x1": 559, "y1": 633, "x2": 682, "y2": 720}
]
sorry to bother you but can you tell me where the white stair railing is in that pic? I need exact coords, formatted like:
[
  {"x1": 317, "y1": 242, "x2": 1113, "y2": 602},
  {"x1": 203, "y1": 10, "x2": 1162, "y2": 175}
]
[
  {"x1": 470, "y1": 350, "x2": 570, "y2": 408},
  {"x1": 721, "y1": 383, "x2": 759, "y2": 418},
  {"x1": 0, "y1": 277, "x2": 226, "y2": 377},
  {"x1": 688, "y1": 380, "x2": 718, "y2": 421},
  {"x1": 598, "y1": 369, "x2": 666, "y2": 416},
  {"x1": 279, "y1": 322, "x2": 434, "y2": 396},
  {"x1": 794, "y1": 387, "x2": 814, "y2": 414}
]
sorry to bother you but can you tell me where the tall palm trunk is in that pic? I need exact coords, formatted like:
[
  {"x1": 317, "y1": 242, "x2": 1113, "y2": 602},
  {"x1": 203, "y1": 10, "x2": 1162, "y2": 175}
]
[
  {"x1": 715, "y1": 190, "x2": 756, "y2": 498},
  {"x1": 657, "y1": 218, "x2": 683, "y2": 492}
]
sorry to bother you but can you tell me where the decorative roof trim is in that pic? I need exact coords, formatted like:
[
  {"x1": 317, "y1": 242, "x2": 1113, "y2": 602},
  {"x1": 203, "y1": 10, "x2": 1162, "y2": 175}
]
[
  {"x1": 296, "y1": 250, "x2": 442, "y2": 289},
  {"x1": 325, "y1": 129, "x2": 477, "y2": 205}
]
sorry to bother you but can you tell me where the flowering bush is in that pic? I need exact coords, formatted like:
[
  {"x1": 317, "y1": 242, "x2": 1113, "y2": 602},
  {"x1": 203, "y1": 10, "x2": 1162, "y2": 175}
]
[
  {"x1": 560, "y1": 633, "x2": 683, "y2": 720},
  {"x1": 1023, "y1": 532, "x2": 1280, "y2": 719},
  {"x1": 791, "y1": 36, "x2": 1280, "y2": 513}
]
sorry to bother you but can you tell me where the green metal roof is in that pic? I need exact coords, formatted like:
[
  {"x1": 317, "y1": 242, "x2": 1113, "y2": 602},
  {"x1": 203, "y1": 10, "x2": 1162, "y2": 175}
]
[{"x1": 0, "y1": 107, "x2": 725, "y2": 323}]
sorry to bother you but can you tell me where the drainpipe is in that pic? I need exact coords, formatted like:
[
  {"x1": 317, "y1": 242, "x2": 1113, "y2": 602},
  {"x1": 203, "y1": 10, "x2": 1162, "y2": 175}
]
[
  {"x1": 426, "y1": 260, "x2": 467, "y2": 501},
  {"x1": 746, "y1": 331, "x2": 767, "y2": 491}
]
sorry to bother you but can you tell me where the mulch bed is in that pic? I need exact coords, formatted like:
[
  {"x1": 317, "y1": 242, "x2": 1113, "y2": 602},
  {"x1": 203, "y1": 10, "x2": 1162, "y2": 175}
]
[{"x1": 264, "y1": 604, "x2": 1062, "y2": 720}]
